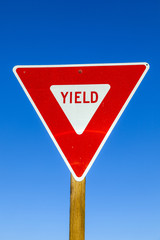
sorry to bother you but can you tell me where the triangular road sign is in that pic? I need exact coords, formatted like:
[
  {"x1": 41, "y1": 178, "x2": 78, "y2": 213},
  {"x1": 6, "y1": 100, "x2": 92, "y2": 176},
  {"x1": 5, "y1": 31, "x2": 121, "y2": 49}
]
[{"x1": 13, "y1": 63, "x2": 149, "y2": 181}]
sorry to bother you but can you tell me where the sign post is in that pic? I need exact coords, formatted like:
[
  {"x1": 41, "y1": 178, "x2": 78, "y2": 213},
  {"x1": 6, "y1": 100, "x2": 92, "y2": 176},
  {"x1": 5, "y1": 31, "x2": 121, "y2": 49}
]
[
  {"x1": 69, "y1": 175, "x2": 86, "y2": 240},
  {"x1": 13, "y1": 63, "x2": 149, "y2": 239}
]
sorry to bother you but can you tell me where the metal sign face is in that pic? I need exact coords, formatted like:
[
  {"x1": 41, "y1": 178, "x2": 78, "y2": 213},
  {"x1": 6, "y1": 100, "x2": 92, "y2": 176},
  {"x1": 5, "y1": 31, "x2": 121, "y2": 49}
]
[{"x1": 13, "y1": 63, "x2": 149, "y2": 181}]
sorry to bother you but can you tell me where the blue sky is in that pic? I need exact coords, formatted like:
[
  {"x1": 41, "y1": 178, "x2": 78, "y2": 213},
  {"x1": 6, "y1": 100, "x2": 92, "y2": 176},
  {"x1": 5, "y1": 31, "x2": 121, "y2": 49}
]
[{"x1": 0, "y1": 0, "x2": 160, "y2": 239}]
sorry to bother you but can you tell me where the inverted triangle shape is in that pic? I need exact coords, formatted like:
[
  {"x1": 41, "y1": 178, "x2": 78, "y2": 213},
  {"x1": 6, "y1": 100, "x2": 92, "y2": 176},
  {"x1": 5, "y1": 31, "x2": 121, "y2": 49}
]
[
  {"x1": 50, "y1": 84, "x2": 111, "y2": 134},
  {"x1": 13, "y1": 63, "x2": 149, "y2": 181}
]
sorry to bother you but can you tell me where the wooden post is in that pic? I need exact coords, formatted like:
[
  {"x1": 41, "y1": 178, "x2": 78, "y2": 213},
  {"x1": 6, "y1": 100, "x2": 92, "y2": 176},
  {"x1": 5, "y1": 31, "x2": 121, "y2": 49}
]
[{"x1": 69, "y1": 174, "x2": 86, "y2": 240}]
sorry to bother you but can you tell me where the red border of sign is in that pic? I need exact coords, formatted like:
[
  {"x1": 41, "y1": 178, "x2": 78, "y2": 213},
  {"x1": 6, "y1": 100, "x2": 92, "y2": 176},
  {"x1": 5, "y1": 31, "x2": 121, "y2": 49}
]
[{"x1": 13, "y1": 63, "x2": 149, "y2": 181}]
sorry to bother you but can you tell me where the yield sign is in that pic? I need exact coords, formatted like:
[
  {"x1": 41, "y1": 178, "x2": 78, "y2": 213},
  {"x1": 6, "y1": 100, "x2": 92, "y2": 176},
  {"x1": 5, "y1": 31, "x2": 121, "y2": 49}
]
[{"x1": 13, "y1": 63, "x2": 149, "y2": 181}]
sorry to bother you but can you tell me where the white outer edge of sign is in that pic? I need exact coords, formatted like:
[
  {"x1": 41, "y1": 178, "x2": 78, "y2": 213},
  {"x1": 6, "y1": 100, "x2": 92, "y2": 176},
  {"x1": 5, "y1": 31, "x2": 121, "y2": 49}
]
[{"x1": 13, "y1": 62, "x2": 150, "y2": 181}]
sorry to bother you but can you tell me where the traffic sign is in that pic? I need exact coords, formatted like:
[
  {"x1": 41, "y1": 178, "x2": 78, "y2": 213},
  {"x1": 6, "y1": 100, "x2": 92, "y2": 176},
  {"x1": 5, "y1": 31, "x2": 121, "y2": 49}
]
[{"x1": 13, "y1": 63, "x2": 149, "y2": 181}]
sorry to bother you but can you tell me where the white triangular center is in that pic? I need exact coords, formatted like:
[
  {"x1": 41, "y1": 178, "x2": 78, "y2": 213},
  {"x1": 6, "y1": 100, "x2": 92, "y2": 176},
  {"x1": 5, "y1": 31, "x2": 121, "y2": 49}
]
[{"x1": 50, "y1": 84, "x2": 110, "y2": 134}]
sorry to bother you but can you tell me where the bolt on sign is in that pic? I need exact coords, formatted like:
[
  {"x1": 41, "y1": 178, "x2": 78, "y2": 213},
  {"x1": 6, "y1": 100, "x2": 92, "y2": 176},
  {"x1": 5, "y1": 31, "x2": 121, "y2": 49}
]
[{"x1": 13, "y1": 63, "x2": 149, "y2": 181}]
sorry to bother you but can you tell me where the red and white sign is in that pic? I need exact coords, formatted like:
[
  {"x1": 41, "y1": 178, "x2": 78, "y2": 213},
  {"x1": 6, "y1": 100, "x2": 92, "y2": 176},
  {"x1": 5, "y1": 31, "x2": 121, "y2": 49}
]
[{"x1": 13, "y1": 63, "x2": 149, "y2": 181}]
